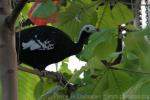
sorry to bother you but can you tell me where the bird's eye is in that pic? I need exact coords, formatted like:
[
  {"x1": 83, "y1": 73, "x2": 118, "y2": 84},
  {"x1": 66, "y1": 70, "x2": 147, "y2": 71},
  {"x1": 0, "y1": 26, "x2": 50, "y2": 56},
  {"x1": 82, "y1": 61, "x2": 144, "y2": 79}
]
[{"x1": 86, "y1": 27, "x2": 90, "y2": 31}]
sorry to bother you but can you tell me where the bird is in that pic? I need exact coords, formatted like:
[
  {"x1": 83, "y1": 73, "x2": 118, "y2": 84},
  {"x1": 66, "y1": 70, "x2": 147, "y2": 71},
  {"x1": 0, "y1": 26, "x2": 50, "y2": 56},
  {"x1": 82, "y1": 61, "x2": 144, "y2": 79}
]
[{"x1": 16, "y1": 25, "x2": 97, "y2": 71}]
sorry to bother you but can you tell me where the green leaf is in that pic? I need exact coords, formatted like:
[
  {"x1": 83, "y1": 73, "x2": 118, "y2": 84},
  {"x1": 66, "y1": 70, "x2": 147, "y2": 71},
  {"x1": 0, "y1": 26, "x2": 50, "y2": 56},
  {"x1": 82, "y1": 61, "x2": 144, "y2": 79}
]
[
  {"x1": 87, "y1": 56, "x2": 105, "y2": 76},
  {"x1": 69, "y1": 66, "x2": 88, "y2": 83},
  {"x1": 21, "y1": 3, "x2": 32, "y2": 18},
  {"x1": 70, "y1": 67, "x2": 136, "y2": 100},
  {"x1": 87, "y1": 56, "x2": 102, "y2": 68},
  {"x1": 39, "y1": 85, "x2": 63, "y2": 100},
  {"x1": 123, "y1": 77, "x2": 150, "y2": 100},
  {"x1": 17, "y1": 70, "x2": 40, "y2": 100},
  {"x1": 102, "y1": 70, "x2": 136, "y2": 100},
  {"x1": 34, "y1": 79, "x2": 56, "y2": 100},
  {"x1": 34, "y1": 80, "x2": 45, "y2": 99},
  {"x1": 112, "y1": 3, "x2": 134, "y2": 25},
  {"x1": 80, "y1": 29, "x2": 116, "y2": 60},
  {"x1": 56, "y1": 1, "x2": 97, "y2": 41},
  {"x1": 96, "y1": 3, "x2": 133, "y2": 28},
  {"x1": 104, "y1": 52, "x2": 122, "y2": 63},
  {"x1": 126, "y1": 52, "x2": 139, "y2": 61},
  {"x1": 96, "y1": 4, "x2": 117, "y2": 28},
  {"x1": 70, "y1": 75, "x2": 108, "y2": 100},
  {"x1": 59, "y1": 62, "x2": 72, "y2": 74},
  {"x1": 125, "y1": 28, "x2": 150, "y2": 70}
]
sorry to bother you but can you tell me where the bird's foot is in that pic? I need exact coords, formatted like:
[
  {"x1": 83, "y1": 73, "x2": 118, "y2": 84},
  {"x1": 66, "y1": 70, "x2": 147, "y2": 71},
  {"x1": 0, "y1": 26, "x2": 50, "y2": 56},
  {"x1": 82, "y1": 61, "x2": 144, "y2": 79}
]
[
  {"x1": 40, "y1": 70, "x2": 67, "y2": 85},
  {"x1": 41, "y1": 70, "x2": 50, "y2": 77}
]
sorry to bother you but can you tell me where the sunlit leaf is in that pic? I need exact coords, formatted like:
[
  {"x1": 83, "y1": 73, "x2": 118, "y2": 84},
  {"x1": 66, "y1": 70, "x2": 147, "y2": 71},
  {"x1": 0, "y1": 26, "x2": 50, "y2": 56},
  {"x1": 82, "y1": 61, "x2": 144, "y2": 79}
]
[
  {"x1": 59, "y1": 62, "x2": 72, "y2": 74},
  {"x1": 17, "y1": 70, "x2": 40, "y2": 100}
]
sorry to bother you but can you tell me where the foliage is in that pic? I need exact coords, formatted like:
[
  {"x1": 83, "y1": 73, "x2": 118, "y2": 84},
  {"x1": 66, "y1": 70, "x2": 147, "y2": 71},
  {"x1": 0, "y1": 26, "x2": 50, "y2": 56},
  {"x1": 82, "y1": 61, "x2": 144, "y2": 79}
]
[
  {"x1": 17, "y1": 70, "x2": 40, "y2": 100},
  {"x1": 11, "y1": 0, "x2": 150, "y2": 100}
]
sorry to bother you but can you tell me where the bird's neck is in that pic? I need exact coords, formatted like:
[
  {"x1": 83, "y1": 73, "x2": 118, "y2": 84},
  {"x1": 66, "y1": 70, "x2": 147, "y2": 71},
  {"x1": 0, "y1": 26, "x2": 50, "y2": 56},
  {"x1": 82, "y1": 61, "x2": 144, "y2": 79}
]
[
  {"x1": 71, "y1": 42, "x2": 84, "y2": 55},
  {"x1": 77, "y1": 31, "x2": 89, "y2": 44},
  {"x1": 72, "y1": 31, "x2": 89, "y2": 54}
]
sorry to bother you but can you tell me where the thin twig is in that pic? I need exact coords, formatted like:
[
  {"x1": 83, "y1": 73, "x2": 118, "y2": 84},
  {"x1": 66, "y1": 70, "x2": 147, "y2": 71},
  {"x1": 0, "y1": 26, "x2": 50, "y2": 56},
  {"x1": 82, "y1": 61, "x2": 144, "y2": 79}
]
[
  {"x1": 110, "y1": 66, "x2": 150, "y2": 75},
  {"x1": 101, "y1": 60, "x2": 150, "y2": 75}
]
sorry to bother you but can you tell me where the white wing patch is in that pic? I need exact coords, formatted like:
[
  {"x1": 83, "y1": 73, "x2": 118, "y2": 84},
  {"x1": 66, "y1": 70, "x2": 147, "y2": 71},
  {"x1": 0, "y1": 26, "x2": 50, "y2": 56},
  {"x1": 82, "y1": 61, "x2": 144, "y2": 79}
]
[
  {"x1": 22, "y1": 36, "x2": 54, "y2": 51},
  {"x1": 22, "y1": 40, "x2": 41, "y2": 50}
]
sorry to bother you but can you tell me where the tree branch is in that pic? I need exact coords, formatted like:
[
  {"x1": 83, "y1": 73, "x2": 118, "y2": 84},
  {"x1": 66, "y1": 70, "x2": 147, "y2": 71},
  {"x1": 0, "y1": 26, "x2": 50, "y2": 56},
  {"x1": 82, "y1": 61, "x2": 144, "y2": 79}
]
[
  {"x1": 17, "y1": 66, "x2": 77, "y2": 96},
  {"x1": 17, "y1": 66, "x2": 70, "y2": 86},
  {"x1": 6, "y1": 0, "x2": 29, "y2": 28},
  {"x1": 18, "y1": 66, "x2": 64, "y2": 82}
]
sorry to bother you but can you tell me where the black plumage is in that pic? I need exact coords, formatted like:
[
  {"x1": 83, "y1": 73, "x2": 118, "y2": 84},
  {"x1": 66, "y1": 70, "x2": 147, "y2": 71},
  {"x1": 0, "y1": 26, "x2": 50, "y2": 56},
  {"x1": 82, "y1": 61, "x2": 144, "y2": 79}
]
[{"x1": 16, "y1": 25, "x2": 97, "y2": 71}]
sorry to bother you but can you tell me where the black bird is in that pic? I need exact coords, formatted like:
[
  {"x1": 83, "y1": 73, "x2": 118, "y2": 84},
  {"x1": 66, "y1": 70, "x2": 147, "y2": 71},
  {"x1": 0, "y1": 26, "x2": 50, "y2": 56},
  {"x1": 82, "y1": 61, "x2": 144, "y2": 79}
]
[{"x1": 16, "y1": 25, "x2": 97, "y2": 71}]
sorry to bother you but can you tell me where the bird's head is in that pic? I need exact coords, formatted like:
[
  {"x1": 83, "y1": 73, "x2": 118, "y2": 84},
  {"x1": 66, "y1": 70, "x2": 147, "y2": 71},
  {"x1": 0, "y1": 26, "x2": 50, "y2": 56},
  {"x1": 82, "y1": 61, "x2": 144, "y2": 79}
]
[{"x1": 78, "y1": 25, "x2": 98, "y2": 44}]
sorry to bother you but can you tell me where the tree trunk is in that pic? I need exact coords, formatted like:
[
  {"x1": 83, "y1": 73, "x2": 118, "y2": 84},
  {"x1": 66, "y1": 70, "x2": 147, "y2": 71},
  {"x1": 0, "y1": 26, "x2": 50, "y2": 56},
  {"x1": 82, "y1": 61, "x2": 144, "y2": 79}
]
[{"x1": 0, "y1": 0, "x2": 18, "y2": 100}]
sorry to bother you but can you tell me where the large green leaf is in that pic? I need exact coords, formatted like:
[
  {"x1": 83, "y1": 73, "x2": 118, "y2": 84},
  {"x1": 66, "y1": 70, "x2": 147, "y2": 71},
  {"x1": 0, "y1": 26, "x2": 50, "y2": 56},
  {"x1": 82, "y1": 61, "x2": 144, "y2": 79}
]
[
  {"x1": 123, "y1": 77, "x2": 150, "y2": 100},
  {"x1": 112, "y1": 3, "x2": 134, "y2": 25},
  {"x1": 56, "y1": 1, "x2": 97, "y2": 41},
  {"x1": 79, "y1": 28, "x2": 116, "y2": 60},
  {"x1": 17, "y1": 70, "x2": 40, "y2": 100},
  {"x1": 70, "y1": 68, "x2": 136, "y2": 100},
  {"x1": 96, "y1": 4, "x2": 117, "y2": 29},
  {"x1": 70, "y1": 75, "x2": 108, "y2": 100},
  {"x1": 96, "y1": 3, "x2": 133, "y2": 28},
  {"x1": 125, "y1": 28, "x2": 150, "y2": 70}
]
